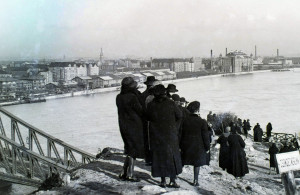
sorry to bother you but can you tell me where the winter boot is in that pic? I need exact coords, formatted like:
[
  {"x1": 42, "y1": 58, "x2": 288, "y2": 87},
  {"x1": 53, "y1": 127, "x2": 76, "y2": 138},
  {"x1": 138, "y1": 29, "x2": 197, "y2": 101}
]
[
  {"x1": 126, "y1": 156, "x2": 140, "y2": 182},
  {"x1": 169, "y1": 177, "x2": 180, "y2": 188},
  {"x1": 160, "y1": 177, "x2": 166, "y2": 188},
  {"x1": 119, "y1": 156, "x2": 129, "y2": 180},
  {"x1": 193, "y1": 166, "x2": 200, "y2": 186}
]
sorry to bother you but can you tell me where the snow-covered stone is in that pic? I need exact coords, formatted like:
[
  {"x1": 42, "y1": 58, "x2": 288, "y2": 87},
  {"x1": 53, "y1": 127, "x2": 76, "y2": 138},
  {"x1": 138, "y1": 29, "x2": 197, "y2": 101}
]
[{"x1": 141, "y1": 185, "x2": 167, "y2": 193}]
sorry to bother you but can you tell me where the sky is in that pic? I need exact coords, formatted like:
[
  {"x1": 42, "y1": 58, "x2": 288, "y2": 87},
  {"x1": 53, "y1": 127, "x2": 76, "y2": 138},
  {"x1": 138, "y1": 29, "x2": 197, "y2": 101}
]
[{"x1": 1, "y1": 0, "x2": 300, "y2": 59}]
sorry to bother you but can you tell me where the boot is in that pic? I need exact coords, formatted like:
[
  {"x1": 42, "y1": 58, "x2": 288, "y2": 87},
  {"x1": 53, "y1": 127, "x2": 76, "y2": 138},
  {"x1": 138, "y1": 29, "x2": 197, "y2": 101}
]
[
  {"x1": 126, "y1": 156, "x2": 140, "y2": 182},
  {"x1": 119, "y1": 156, "x2": 129, "y2": 180},
  {"x1": 160, "y1": 177, "x2": 166, "y2": 188},
  {"x1": 193, "y1": 166, "x2": 200, "y2": 186},
  {"x1": 169, "y1": 177, "x2": 180, "y2": 188}
]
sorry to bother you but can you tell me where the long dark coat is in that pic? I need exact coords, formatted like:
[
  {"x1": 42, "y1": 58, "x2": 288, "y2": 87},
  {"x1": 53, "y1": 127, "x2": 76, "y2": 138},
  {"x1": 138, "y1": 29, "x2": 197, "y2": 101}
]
[
  {"x1": 269, "y1": 144, "x2": 279, "y2": 168},
  {"x1": 254, "y1": 126, "x2": 263, "y2": 142},
  {"x1": 266, "y1": 123, "x2": 272, "y2": 137},
  {"x1": 147, "y1": 97, "x2": 183, "y2": 177},
  {"x1": 217, "y1": 134, "x2": 230, "y2": 170},
  {"x1": 141, "y1": 87, "x2": 152, "y2": 163},
  {"x1": 180, "y1": 114, "x2": 210, "y2": 167},
  {"x1": 227, "y1": 133, "x2": 249, "y2": 177},
  {"x1": 177, "y1": 106, "x2": 190, "y2": 140},
  {"x1": 116, "y1": 89, "x2": 145, "y2": 159}
]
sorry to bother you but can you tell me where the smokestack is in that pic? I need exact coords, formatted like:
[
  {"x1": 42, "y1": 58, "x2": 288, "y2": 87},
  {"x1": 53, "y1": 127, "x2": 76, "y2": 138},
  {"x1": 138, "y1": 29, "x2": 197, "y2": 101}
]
[
  {"x1": 226, "y1": 48, "x2": 227, "y2": 56},
  {"x1": 277, "y1": 49, "x2": 279, "y2": 57},
  {"x1": 211, "y1": 49, "x2": 213, "y2": 58},
  {"x1": 255, "y1": 45, "x2": 257, "y2": 59}
]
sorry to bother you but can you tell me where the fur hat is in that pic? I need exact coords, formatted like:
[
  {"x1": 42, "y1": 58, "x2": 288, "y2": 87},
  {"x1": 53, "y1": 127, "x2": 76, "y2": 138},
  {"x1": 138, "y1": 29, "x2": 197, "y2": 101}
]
[
  {"x1": 121, "y1": 77, "x2": 137, "y2": 88},
  {"x1": 153, "y1": 84, "x2": 167, "y2": 97},
  {"x1": 187, "y1": 101, "x2": 200, "y2": 113}
]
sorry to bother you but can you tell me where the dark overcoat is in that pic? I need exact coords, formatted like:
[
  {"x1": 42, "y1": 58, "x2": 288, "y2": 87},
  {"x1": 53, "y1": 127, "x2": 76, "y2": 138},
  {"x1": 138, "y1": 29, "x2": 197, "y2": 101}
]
[
  {"x1": 141, "y1": 87, "x2": 152, "y2": 163},
  {"x1": 177, "y1": 106, "x2": 190, "y2": 140},
  {"x1": 217, "y1": 134, "x2": 230, "y2": 170},
  {"x1": 227, "y1": 133, "x2": 249, "y2": 177},
  {"x1": 180, "y1": 114, "x2": 210, "y2": 167},
  {"x1": 116, "y1": 89, "x2": 145, "y2": 159},
  {"x1": 266, "y1": 123, "x2": 272, "y2": 137},
  {"x1": 146, "y1": 97, "x2": 182, "y2": 177},
  {"x1": 269, "y1": 144, "x2": 279, "y2": 168}
]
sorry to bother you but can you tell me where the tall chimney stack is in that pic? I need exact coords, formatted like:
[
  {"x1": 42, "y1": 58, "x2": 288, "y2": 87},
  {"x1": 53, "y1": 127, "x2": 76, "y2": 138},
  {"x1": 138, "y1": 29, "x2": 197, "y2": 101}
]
[
  {"x1": 226, "y1": 48, "x2": 227, "y2": 56},
  {"x1": 255, "y1": 45, "x2": 257, "y2": 59},
  {"x1": 211, "y1": 49, "x2": 213, "y2": 58},
  {"x1": 277, "y1": 49, "x2": 279, "y2": 57}
]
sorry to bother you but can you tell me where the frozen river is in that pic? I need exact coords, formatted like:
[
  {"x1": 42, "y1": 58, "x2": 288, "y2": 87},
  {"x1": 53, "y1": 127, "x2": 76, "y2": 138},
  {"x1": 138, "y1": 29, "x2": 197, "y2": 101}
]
[{"x1": 4, "y1": 70, "x2": 300, "y2": 154}]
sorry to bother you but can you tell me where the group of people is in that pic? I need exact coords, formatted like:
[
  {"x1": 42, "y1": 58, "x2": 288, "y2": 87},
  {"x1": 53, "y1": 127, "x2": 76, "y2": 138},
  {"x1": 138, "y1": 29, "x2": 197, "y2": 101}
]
[
  {"x1": 216, "y1": 121, "x2": 249, "y2": 178},
  {"x1": 116, "y1": 76, "x2": 211, "y2": 188},
  {"x1": 116, "y1": 75, "x2": 298, "y2": 188}
]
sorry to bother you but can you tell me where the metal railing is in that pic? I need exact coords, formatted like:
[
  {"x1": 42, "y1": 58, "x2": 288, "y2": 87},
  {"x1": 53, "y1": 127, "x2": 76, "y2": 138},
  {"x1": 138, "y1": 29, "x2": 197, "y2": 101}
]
[
  {"x1": 0, "y1": 134, "x2": 68, "y2": 186},
  {"x1": 263, "y1": 132, "x2": 295, "y2": 142},
  {"x1": 0, "y1": 107, "x2": 95, "y2": 169}
]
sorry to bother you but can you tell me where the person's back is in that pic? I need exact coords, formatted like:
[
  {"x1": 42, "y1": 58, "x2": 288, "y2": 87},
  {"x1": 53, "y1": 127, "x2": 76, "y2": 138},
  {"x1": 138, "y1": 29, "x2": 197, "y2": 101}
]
[
  {"x1": 227, "y1": 132, "x2": 249, "y2": 177},
  {"x1": 257, "y1": 126, "x2": 263, "y2": 142},
  {"x1": 147, "y1": 97, "x2": 181, "y2": 149},
  {"x1": 217, "y1": 132, "x2": 230, "y2": 170},
  {"x1": 181, "y1": 113, "x2": 210, "y2": 166}
]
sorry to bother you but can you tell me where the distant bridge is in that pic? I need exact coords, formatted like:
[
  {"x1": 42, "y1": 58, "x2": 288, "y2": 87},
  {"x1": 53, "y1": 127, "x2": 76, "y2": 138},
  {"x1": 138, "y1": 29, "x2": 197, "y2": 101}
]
[{"x1": 0, "y1": 108, "x2": 96, "y2": 187}]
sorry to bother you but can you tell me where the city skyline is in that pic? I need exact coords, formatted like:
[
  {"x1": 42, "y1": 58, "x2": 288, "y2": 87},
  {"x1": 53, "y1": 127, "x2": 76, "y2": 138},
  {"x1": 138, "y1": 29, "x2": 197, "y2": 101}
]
[{"x1": 1, "y1": 0, "x2": 300, "y2": 59}]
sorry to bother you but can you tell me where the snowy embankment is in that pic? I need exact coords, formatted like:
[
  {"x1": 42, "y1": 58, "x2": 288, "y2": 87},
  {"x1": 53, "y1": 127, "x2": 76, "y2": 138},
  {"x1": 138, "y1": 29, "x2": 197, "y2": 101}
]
[{"x1": 35, "y1": 134, "x2": 295, "y2": 195}]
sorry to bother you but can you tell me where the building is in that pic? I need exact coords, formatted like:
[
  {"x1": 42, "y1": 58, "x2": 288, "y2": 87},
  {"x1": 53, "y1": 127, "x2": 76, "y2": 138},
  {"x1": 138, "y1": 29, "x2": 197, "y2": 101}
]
[
  {"x1": 193, "y1": 57, "x2": 204, "y2": 71},
  {"x1": 49, "y1": 62, "x2": 100, "y2": 83},
  {"x1": 151, "y1": 58, "x2": 194, "y2": 72},
  {"x1": 219, "y1": 50, "x2": 253, "y2": 73}
]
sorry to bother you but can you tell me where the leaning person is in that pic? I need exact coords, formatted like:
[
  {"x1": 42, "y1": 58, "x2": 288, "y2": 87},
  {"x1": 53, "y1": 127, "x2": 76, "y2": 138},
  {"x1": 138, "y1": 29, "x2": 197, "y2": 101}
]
[
  {"x1": 180, "y1": 101, "x2": 210, "y2": 186},
  {"x1": 146, "y1": 84, "x2": 182, "y2": 188},
  {"x1": 116, "y1": 77, "x2": 145, "y2": 182},
  {"x1": 227, "y1": 126, "x2": 249, "y2": 178}
]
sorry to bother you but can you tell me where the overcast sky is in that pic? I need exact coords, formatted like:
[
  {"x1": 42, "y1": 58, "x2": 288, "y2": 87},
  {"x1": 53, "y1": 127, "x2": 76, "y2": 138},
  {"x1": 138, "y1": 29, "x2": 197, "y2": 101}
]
[{"x1": 1, "y1": 0, "x2": 300, "y2": 59}]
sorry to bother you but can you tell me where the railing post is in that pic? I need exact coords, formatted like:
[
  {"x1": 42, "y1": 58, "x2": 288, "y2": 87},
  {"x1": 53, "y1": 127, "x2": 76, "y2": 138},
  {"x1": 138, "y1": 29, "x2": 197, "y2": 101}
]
[
  {"x1": 11, "y1": 146, "x2": 16, "y2": 174},
  {"x1": 64, "y1": 148, "x2": 68, "y2": 166},
  {"x1": 11, "y1": 119, "x2": 15, "y2": 141},
  {"x1": 47, "y1": 139, "x2": 51, "y2": 158},
  {"x1": 29, "y1": 129, "x2": 33, "y2": 151}
]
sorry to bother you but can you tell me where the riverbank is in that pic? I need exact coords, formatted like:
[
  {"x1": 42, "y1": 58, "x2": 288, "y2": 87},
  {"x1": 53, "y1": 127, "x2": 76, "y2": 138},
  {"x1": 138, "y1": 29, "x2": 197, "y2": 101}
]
[
  {"x1": 34, "y1": 135, "x2": 295, "y2": 195},
  {"x1": 0, "y1": 70, "x2": 273, "y2": 107}
]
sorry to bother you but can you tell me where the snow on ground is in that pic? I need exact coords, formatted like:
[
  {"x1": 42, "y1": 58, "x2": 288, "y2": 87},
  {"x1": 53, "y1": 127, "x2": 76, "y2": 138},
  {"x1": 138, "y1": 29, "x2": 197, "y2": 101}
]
[{"x1": 36, "y1": 135, "x2": 293, "y2": 195}]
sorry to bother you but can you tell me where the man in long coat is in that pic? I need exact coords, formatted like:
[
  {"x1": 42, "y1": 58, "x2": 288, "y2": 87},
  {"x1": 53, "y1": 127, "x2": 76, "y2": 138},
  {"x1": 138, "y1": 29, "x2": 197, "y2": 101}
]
[
  {"x1": 141, "y1": 76, "x2": 158, "y2": 165},
  {"x1": 227, "y1": 127, "x2": 249, "y2": 178},
  {"x1": 180, "y1": 101, "x2": 210, "y2": 186},
  {"x1": 116, "y1": 77, "x2": 145, "y2": 181},
  {"x1": 146, "y1": 84, "x2": 182, "y2": 188}
]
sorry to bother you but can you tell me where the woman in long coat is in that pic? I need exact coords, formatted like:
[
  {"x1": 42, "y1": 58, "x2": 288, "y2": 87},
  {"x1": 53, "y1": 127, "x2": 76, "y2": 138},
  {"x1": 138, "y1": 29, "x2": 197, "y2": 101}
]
[
  {"x1": 116, "y1": 77, "x2": 145, "y2": 181},
  {"x1": 180, "y1": 101, "x2": 210, "y2": 186},
  {"x1": 227, "y1": 127, "x2": 249, "y2": 178},
  {"x1": 217, "y1": 128, "x2": 230, "y2": 171},
  {"x1": 146, "y1": 84, "x2": 182, "y2": 188},
  {"x1": 268, "y1": 143, "x2": 279, "y2": 173}
]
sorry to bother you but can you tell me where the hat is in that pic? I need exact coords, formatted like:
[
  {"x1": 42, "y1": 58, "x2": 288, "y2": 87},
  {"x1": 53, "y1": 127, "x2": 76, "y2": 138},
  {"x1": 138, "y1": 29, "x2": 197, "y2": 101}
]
[
  {"x1": 153, "y1": 84, "x2": 167, "y2": 97},
  {"x1": 171, "y1": 94, "x2": 180, "y2": 101},
  {"x1": 187, "y1": 101, "x2": 200, "y2": 113},
  {"x1": 144, "y1": 76, "x2": 157, "y2": 85},
  {"x1": 167, "y1": 84, "x2": 178, "y2": 92},
  {"x1": 180, "y1": 97, "x2": 188, "y2": 103},
  {"x1": 121, "y1": 77, "x2": 137, "y2": 88}
]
